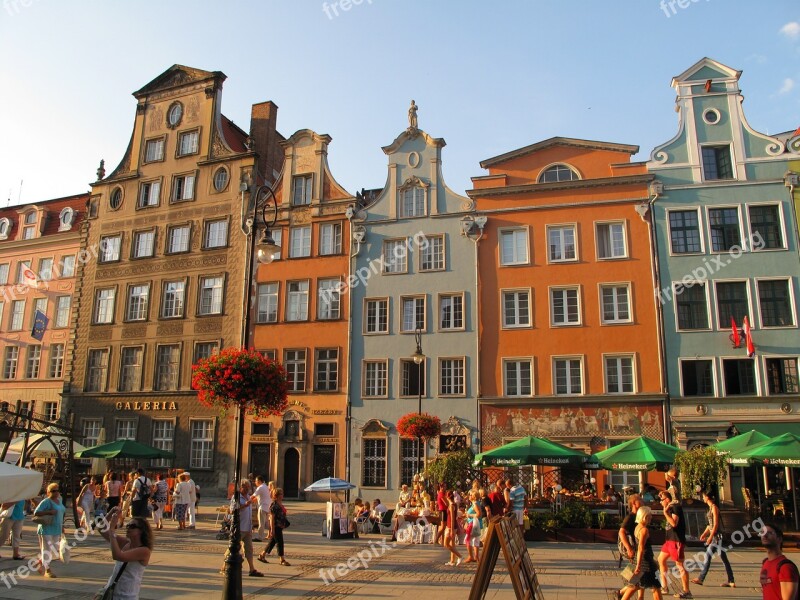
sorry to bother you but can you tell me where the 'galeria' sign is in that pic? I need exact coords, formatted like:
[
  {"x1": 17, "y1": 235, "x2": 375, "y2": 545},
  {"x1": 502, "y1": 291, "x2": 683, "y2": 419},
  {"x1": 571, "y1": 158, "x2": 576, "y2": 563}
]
[{"x1": 115, "y1": 401, "x2": 178, "y2": 411}]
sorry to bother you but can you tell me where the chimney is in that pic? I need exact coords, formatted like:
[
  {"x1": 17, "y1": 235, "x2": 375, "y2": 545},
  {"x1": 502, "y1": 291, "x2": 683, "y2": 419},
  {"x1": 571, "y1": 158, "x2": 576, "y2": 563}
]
[{"x1": 249, "y1": 101, "x2": 280, "y2": 183}]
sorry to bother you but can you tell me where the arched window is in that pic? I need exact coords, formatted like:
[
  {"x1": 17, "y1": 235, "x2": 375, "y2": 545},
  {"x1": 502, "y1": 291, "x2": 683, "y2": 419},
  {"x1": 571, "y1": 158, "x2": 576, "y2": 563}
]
[
  {"x1": 538, "y1": 164, "x2": 580, "y2": 183},
  {"x1": 58, "y1": 207, "x2": 75, "y2": 231}
]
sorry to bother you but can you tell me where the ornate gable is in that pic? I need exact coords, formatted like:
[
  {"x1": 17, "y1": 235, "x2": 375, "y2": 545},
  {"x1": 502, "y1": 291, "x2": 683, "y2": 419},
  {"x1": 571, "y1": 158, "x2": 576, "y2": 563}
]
[{"x1": 133, "y1": 65, "x2": 225, "y2": 99}]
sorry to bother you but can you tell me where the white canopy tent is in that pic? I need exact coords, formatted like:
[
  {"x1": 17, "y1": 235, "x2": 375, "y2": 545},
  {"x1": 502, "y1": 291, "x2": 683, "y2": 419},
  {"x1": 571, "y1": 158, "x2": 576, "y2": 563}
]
[{"x1": 0, "y1": 462, "x2": 43, "y2": 503}]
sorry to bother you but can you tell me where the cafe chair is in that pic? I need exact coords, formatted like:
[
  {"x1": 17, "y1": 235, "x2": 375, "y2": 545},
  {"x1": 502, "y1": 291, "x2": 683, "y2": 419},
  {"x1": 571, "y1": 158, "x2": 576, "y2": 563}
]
[
  {"x1": 772, "y1": 500, "x2": 786, "y2": 518},
  {"x1": 377, "y1": 509, "x2": 395, "y2": 536},
  {"x1": 355, "y1": 513, "x2": 371, "y2": 535}
]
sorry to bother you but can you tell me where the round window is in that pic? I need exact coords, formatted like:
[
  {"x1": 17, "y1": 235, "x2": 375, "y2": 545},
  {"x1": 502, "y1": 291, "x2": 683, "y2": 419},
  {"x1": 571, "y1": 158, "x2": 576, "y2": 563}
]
[
  {"x1": 213, "y1": 168, "x2": 229, "y2": 192},
  {"x1": 703, "y1": 109, "x2": 721, "y2": 125},
  {"x1": 167, "y1": 102, "x2": 183, "y2": 128},
  {"x1": 109, "y1": 187, "x2": 123, "y2": 210}
]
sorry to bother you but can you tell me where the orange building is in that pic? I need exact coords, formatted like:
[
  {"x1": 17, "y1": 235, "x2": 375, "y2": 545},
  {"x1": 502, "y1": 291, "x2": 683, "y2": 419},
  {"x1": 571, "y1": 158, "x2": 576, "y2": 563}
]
[
  {"x1": 468, "y1": 137, "x2": 666, "y2": 493},
  {"x1": 246, "y1": 129, "x2": 353, "y2": 498}
]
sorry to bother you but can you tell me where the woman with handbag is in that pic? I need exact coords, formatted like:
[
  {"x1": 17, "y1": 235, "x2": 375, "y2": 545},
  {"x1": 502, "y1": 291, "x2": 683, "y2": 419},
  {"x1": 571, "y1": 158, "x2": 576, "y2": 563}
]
[
  {"x1": 691, "y1": 490, "x2": 735, "y2": 588},
  {"x1": 32, "y1": 483, "x2": 66, "y2": 578},
  {"x1": 257, "y1": 487, "x2": 291, "y2": 566},
  {"x1": 97, "y1": 507, "x2": 152, "y2": 599},
  {"x1": 151, "y1": 474, "x2": 169, "y2": 531},
  {"x1": 464, "y1": 490, "x2": 483, "y2": 564},
  {"x1": 173, "y1": 473, "x2": 192, "y2": 530},
  {"x1": 620, "y1": 506, "x2": 662, "y2": 600}
]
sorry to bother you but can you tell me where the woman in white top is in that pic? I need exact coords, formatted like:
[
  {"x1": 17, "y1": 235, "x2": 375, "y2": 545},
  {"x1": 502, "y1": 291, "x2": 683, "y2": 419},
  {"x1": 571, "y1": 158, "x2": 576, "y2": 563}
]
[
  {"x1": 173, "y1": 473, "x2": 192, "y2": 530},
  {"x1": 99, "y1": 508, "x2": 152, "y2": 600}
]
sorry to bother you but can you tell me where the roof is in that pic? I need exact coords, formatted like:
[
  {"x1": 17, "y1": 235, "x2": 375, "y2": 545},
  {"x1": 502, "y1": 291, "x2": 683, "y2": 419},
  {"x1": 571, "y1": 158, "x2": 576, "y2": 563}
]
[
  {"x1": 133, "y1": 64, "x2": 225, "y2": 98},
  {"x1": 480, "y1": 137, "x2": 639, "y2": 169},
  {"x1": 220, "y1": 115, "x2": 249, "y2": 153},
  {"x1": 0, "y1": 193, "x2": 89, "y2": 239}
]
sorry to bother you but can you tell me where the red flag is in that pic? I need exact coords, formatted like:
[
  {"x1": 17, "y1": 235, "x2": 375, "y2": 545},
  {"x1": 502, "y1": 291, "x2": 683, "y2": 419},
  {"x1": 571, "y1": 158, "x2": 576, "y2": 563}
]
[
  {"x1": 730, "y1": 316, "x2": 741, "y2": 348},
  {"x1": 743, "y1": 316, "x2": 755, "y2": 357}
]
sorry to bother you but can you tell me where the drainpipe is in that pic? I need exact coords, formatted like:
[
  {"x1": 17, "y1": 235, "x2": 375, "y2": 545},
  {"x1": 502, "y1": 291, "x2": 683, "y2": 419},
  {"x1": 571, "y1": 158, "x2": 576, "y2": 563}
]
[
  {"x1": 345, "y1": 216, "x2": 365, "y2": 500},
  {"x1": 785, "y1": 172, "x2": 800, "y2": 265},
  {"x1": 470, "y1": 216, "x2": 486, "y2": 455}
]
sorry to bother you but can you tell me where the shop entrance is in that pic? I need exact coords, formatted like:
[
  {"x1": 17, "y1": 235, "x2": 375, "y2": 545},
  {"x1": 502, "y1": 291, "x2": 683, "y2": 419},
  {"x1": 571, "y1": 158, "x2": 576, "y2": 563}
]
[{"x1": 283, "y1": 448, "x2": 300, "y2": 498}]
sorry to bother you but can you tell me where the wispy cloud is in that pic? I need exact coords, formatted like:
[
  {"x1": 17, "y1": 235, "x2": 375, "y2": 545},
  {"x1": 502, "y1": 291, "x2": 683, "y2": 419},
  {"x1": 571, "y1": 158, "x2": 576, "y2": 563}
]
[
  {"x1": 778, "y1": 78, "x2": 795, "y2": 95},
  {"x1": 745, "y1": 53, "x2": 768, "y2": 64},
  {"x1": 780, "y1": 21, "x2": 800, "y2": 39}
]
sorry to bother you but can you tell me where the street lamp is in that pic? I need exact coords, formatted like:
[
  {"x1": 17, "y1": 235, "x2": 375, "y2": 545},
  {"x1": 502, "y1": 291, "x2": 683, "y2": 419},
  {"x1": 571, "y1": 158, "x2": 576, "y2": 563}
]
[
  {"x1": 224, "y1": 183, "x2": 280, "y2": 600},
  {"x1": 411, "y1": 327, "x2": 425, "y2": 476}
]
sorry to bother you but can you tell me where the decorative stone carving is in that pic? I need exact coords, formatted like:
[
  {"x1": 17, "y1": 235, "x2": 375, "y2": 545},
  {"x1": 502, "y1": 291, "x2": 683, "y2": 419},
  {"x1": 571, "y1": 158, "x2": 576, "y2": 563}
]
[
  {"x1": 96, "y1": 160, "x2": 105, "y2": 181},
  {"x1": 210, "y1": 129, "x2": 232, "y2": 159},
  {"x1": 89, "y1": 328, "x2": 113, "y2": 341},
  {"x1": 122, "y1": 325, "x2": 148, "y2": 338},
  {"x1": 408, "y1": 100, "x2": 418, "y2": 130},
  {"x1": 95, "y1": 254, "x2": 227, "y2": 280},
  {"x1": 440, "y1": 416, "x2": 470, "y2": 437},
  {"x1": 361, "y1": 419, "x2": 390, "y2": 437},
  {"x1": 149, "y1": 105, "x2": 164, "y2": 132},
  {"x1": 185, "y1": 96, "x2": 200, "y2": 123},
  {"x1": 157, "y1": 322, "x2": 184, "y2": 336},
  {"x1": 194, "y1": 319, "x2": 222, "y2": 334},
  {"x1": 290, "y1": 207, "x2": 312, "y2": 225}
]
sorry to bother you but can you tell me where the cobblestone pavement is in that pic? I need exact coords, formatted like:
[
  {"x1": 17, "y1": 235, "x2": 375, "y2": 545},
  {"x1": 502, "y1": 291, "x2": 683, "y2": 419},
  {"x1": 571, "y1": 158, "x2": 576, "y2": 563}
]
[{"x1": 0, "y1": 499, "x2": 778, "y2": 599}]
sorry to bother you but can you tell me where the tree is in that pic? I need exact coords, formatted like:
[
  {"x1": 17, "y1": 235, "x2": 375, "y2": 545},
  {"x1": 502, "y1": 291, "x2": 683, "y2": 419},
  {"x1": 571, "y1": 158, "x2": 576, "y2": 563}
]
[
  {"x1": 674, "y1": 446, "x2": 727, "y2": 498},
  {"x1": 425, "y1": 448, "x2": 475, "y2": 490}
]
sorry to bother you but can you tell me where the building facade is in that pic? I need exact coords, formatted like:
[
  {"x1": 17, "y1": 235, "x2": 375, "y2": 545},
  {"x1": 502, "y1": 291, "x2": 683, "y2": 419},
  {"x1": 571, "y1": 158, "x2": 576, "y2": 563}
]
[
  {"x1": 0, "y1": 194, "x2": 88, "y2": 422},
  {"x1": 348, "y1": 110, "x2": 479, "y2": 501},
  {"x1": 247, "y1": 129, "x2": 353, "y2": 499},
  {"x1": 62, "y1": 65, "x2": 283, "y2": 494},
  {"x1": 469, "y1": 137, "x2": 666, "y2": 492}
]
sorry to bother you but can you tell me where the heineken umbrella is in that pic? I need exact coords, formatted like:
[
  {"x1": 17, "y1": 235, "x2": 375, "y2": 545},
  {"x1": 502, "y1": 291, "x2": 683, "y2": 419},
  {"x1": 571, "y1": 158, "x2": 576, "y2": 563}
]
[
  {"x1": 588, "y1": 436, "x2": 679, "y2": 471},
  {"x1": 715, "y1": 430, "x2": 771, "y2": 465},
  {"x1": 473, "y1": 436, "x2": 588, "y2": 467},
  {"x1": 75, "y1": 439, "x2": 175, "y2": 459},
  {"x1": 728, "y1": 432, "x2": 800, "y2": 530}
]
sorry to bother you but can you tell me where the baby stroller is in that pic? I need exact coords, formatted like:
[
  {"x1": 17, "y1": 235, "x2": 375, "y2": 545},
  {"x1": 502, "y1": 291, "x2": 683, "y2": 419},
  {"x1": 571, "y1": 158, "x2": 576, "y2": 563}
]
[{"x1": 216, "y1": 511, "x2": 232, "y2": 540}]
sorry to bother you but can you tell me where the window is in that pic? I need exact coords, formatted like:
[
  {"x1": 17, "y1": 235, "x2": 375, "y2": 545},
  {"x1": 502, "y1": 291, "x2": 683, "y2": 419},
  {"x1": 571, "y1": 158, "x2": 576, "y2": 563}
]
[
  {"x1": 708, "y1": 208, "x2": 741, "y2": 252},
  {"x1": 554, "y1": 357, "x2": 583, "y2": 395},
  {"x1": 109, "y1": 188, "x2": 123, "y2": 210},
  {"x1": 701, "y1": 145, "x2": 734, "y2": 180},
  {"x1": 93, "y1": 288, "x2": 116, "y2": 324},
  {"x1": 203, "y1": 220, "x2": 228, "y2": 249},
  {"x1": 289, "y1": 226, "x2": 311, "y2": 258},
  {"x1": 55, "y1": 296, "x2": 71, "y2": 328},
  {"x1": 163, "y1": 226, "x2": 190, "y2": 255},
  {"x1": 400, "y1": 186, "x2": 424, "y2": 217},
  {"x1": 0, "y1": 264, "x2": 7, "y2": 284},
  {"x1": 259, "y1": 349, "x2": 276, "y2": 361},
  {"x1": 10, "y1": 300, "x2": 24, "y2": 331},
  {"x1": 363, "y1": 361, "x2": 388, "y2": 397},
  {"x1": 292, "y1": 175, "x2": 312, "y2": 206},
  {"x1": 3, "y1": 347, "x2": 19, "y2": 379},
  {"x1": 177, "y1": 130, "x2": 199, "y2": 156},
  {"x1": 42, "y1": 401, "x2": 58, "y2": 422},
  {"x1": 17, "y1": 401, "x2": 30, "y2": 415},
  {"x1": 60, "y1": 255, "x2": 75, "y2": 278},
  {"x1": 364, "y1": 298, "x2": 388, "y2": 333},
  {"x1": 58, "y1": 207, "x2": 74, "y2": 231},
  {"x1": 766, "y1": 357, "x2": 799, "y2": 394},
  {"x1": 439, "y1": 293, "x2": 464, "y2": 330},
  {"x1": 151, "y1": 420, "x2": 175, "y2": 468},
  {"x1": 317, "y1": 279, "x2": 340, "y2": 320},
  {"x1": 138, "y1": 181, "x2": 161, "y2": 208},
  {"x1": 0, "y1": 301, "x2": 3, "y2": 328},
  {"x1": 172, "y1": 174, "x2": 195, "y2": 202},
  {"x1": 25, "y1": 346, "x2": 41, "y2": 379},
  {"x1": 154, "y1": 344, "x2": 180, "y2": 391},
  {"x1": 115, "y1": 418, "x2": 136, "y2": 441},
  {"x1": 383, "y1": 239, "x2": 407, "y2": 273},
  {"x1": 400, "y1": 438, "x2": 422, "y2": 486},
  {"x1": 213, "y1": 167, "x2": 228, "y2": 192},
  {"x1": 313, "y1": 445, "x2": 336, "y2": 481},
  {"x1": 680, "y1": 359, "x2": 714, "y2": 396},
  {"x1": 132, "y1": 230, "x2": 155, "y2": 258},
  {"x1": 548, "y1": 225, "x2": 577, "y2": 262},
  {"x1": 118, "y1": 347, "x2": 143, "y2": 392},
  {"x1": 676, "y1": 283, "x2": 709, "y2": 330},
  {"x1": 400, "y1": 359, "x2": 425, "y2": 396},
  {"x1": 86, "y1": 349, "x2": 109, "y2": 392},
  {"x1": 499, "y1": 229, "x2": 529, "y2": 265},
  {"x1": 550, "y1": 287, "x2": 580, "y2": 325},
  {"x1": 319, "y1": 222, "x2": 342, "y2": 255},
  {"x1": 82, "y1": 419, "x2": 102, "y2": 447},
  {"x1": 144, "y1": 138, "x2": 164, "y2": 162},
  {"x1": 749, "y1": 205, "x2": 784, "y2": 250},
  {"x1": 21, "y1": 212, "x2": 37, "y2": 239},
  {"x1": 16, "y1": 261, "x2": 31, "y2": 284},
  {"x1": 596, "y1": 222, "x2": 627, "y2": 259},
  {"x1": 284, "y1": 349, "x2": 307, "y2": 392},
  {"x1": 504, "y1": 359, "x2": 532, "y2": 396},
  {"x1": 362, "y1": 438, "x2": 386, "y2": 487},
  {"x1": 669, "y1": 210, "x2": 702, "y2": 254},
  {"x1": 193, "y1": 342, "x2": 219, "y2": 364},
  {"x1": 314, "y1": 424, "x2": 334, "y2": 437},
  {"x1": 420, "y1": 235, "x2": 445, "y2": 271},
  {"x1": 715, "y1": 281, "x2": 748, "y2": 329},
  {"x1": 32, "y1": 298, "x2": 46, "y2": 326},
  {"x1": 126, "y1": 284, "x2": 149, "y2": 321},
  {"x1": 48, "y1": 344, "x2": 65, "y2": 378},
  {"x1": 99, "y1": 235, "x2": 121, "y2": 262},
  {"x1": 198, "y1": 276, "x2": 224, "y2": 315},
  {"x1": 723, "y1": 358, "x2": 756, "y2": 395},
  {"x1": 440, "y1": 358, "x2": 465, "y2": 395},
  {"x1": 38, "y1": 257, "x2": 54, "y2": 281},
  {"x1": 256, "y1": 283, "x2": 279, "y2": 323},
  {"x1": 605, "y1": 355, "x2": 634, "y2": 393},
  {"x1": 538, "y1": 164, "x2": 579, "y2": 183},
  {"x1": 400, "y1": 296, "x2": 425, "y2": 332},
  {"x1": 190, "y1": 419, "x2": 214, "y2": 469},
  {"x1": 167, "y1": 102, "x2": 183, "y2": 127},
  {"x1": 601, "y1": 284, "x2": 631, "y2": 323},
  {"x1": 270, "y1": 229, "x2": 282, "y2": 260},
  {"x1": 286, "y1": 280, "x2": 309, "y2": 321},
  {"x1": 315, "y1": 348, "x2": 339, "y2": 392},
  {"x1": 502, "y1": 290, "x2": 530, "y2": 327},
  {"x1": 758, "y1": 279, "x2": 794, "y2": 327}
]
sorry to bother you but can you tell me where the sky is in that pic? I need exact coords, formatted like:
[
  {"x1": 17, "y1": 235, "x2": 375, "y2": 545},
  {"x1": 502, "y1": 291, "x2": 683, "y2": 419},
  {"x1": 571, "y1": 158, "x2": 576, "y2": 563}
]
[{"x1": 1, "y1": 1, "x2": 798, "y2": 205}]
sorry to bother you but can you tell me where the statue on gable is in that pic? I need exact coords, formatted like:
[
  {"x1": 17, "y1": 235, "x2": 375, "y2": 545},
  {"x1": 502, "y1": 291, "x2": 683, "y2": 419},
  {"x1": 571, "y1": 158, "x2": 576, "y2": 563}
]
[
  {"x1": 408, "y1": 100, "x2": 418, "y2": 130},
  {"x1": 96, "y1": 159, "x2": 105, "y2": 181}
]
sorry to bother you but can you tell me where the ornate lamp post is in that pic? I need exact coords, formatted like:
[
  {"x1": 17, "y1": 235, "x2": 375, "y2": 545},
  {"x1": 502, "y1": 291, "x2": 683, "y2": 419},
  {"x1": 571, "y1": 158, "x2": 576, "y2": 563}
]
[{"x1": 411, "y1": 328, "x2": 425, "y2": 476}]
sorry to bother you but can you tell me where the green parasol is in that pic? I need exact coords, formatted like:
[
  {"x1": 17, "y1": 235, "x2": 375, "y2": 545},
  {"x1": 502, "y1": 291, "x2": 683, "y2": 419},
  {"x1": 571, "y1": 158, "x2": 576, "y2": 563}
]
[
  {"x1": 713, "y1": 430, "x2": 771, "y2": 464},
  {"x1": 587, "y1": 436, "x2": 679, "y2": 471},
  {"x1": 75, "y1": 439, "x2": 175, "y2": 459},
  {"x1": 473, "y1": 436, "x2": 588, "y2": 467}
]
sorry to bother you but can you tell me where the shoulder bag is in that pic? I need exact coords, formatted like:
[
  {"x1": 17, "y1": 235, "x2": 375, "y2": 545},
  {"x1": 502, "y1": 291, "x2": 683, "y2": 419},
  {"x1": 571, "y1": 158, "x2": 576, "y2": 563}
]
[
  {"x1": 93, "y1": 562, "x2": 128, "y2": 600},
  {"x1": 32, "y1": 513, "x2": 54, "y2": 526},
  {"x1": 621, "y1": 563, "x2": 645, "y2": 586}
]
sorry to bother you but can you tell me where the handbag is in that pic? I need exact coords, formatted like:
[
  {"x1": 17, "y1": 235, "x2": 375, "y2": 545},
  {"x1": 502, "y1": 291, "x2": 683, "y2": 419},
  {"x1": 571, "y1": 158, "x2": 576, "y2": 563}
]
[
  {"x1": 93, "y1": 561, "x2": 128, "y2": 600},
  {"x1": 32, "y1": 513, "x2": 54, "y2": 526},
  {"x1": 621, "y1": 563, "x2": 646, "y2": 586}
]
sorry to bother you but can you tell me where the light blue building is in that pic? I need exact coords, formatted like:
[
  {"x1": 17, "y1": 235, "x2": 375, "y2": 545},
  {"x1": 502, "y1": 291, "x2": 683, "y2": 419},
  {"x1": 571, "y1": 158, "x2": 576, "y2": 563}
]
[
  {"x1": 647, "y1": 59, "x2": 800, "y2": 499},
  {"x1": 347, "y1": 106, "x2": 481, "y2": 500}
]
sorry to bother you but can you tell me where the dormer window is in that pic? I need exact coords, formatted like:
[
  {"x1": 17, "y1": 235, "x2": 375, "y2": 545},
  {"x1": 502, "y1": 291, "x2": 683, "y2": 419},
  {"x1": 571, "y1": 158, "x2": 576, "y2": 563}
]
[
  {"x1": 21, "y1": 212, "x2": 37, "y2": 240},
  {"x1": 398, "y1": 176, "x2": 429, "y2": 218},
  {"x1": 0, "y1": 218, "x2": 10, "y2": 240},
  {"x1": 701, "y1": 145, "x2": 734, "y2": 181},
  {"x1": 538, "y1": 164, "x2": 580, "y2": 183},
  {"x1": 58, "y1": 207, "x2": 75, "y2": 232}
]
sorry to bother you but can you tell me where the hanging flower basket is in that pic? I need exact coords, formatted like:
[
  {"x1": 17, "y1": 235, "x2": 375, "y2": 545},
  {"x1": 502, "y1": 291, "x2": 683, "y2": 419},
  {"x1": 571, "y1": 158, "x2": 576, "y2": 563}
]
[
  {"x1": 191, "y1": 347, "x2": 289, "y2": 417},
  {"x1": 397, "y1": 413, "x2": 441, "y2": 439}
]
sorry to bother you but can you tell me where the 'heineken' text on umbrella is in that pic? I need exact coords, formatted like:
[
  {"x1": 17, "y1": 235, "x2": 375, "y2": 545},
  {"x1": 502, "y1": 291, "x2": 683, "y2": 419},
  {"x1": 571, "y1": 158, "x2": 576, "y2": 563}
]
[
  {"x1": 588, "y1": 436, "x2": 679, "y2": 471},
  {"x1": 474, "y1": 436, "x2": 588, "y2": 467},
  {"x1": 75, "y1": 439, "x2": 175, "y2": 459},
  {"x1": 713, "y1": 429, "x2": 770, "y2": 465}
]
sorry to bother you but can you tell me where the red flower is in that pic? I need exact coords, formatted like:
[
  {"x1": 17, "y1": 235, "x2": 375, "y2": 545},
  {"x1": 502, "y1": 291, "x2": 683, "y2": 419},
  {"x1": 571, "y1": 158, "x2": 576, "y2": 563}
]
[{"x1": 397, "y1": 413, "x2": 441, "y2": 439}]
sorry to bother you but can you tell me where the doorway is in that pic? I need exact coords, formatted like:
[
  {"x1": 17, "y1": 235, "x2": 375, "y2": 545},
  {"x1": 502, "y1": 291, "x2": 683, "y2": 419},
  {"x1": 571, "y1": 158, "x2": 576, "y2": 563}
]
[
  {"x1": 249, "y1": 444, "x2": 271, "y2": 480},
  {"x1": 283, "y1": 448, "x2": 300, "y2": 498}
]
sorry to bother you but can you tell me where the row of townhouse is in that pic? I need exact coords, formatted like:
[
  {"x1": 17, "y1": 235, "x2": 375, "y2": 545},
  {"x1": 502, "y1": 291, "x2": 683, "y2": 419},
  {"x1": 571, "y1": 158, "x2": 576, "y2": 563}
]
[{"x1": 1, "y1": 59, "x2": 798, "y2": 503}]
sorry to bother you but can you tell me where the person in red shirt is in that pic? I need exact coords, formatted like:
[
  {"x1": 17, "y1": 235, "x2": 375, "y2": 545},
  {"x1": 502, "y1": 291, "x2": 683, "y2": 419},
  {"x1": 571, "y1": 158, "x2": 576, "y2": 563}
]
[
  {"x1": 759, "y1": 523, "x2": 799, "y2": 600},
  {"x1": 488, "y1": 481, "x2": 506, "y2": 518},
  {"x1": 435, "y1": 483, "x2": 448, "y2": 546}
]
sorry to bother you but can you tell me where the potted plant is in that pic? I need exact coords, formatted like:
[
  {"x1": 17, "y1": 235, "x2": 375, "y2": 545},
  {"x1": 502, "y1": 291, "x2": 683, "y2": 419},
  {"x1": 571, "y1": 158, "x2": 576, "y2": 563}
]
[
  {"x1": 674, "y1": 446, "x2": 727, "y2": 500},
  {"x1": 556, "y1": 500, "x2": 594, "y2": 542},
  {"x1": 397, "y1": 413, "x2": 441, "y2": 440}
]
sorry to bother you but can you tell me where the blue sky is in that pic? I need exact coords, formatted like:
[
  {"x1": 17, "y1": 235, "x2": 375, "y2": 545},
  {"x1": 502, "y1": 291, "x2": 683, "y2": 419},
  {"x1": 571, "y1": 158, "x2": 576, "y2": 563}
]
[{"x1": 1, "y1": 1, "x2": 798, "y2": 205}]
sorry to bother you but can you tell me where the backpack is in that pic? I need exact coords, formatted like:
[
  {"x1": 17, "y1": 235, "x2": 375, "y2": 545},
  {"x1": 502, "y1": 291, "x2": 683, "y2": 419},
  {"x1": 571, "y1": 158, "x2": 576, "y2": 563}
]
[
  {"x1": 762, "y1": 557, "x2": 799, "y2": 599},
  {"x1": 138, "y1": 477, "x2": 150, "y2": 501}
]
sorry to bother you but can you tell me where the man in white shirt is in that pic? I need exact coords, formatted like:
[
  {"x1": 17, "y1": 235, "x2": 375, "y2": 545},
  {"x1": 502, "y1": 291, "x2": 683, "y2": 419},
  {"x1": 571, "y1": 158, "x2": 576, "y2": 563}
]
[
  {"x1": 131, "y1": 468, "x2": 152, "y2": 518},
  {"x1": 185, "y1": 472, "x2": 198, "y2": 528},
  {"x1": 253, "y1": 477, "x2": 273, "y2": 542}
]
